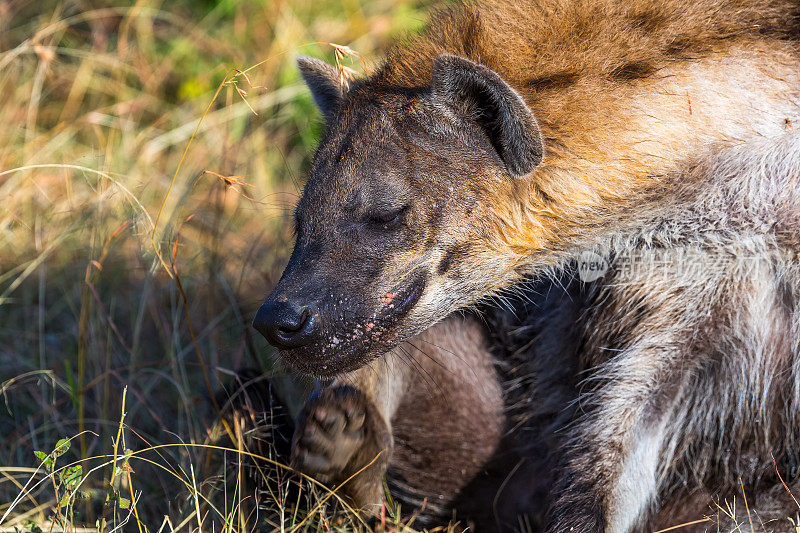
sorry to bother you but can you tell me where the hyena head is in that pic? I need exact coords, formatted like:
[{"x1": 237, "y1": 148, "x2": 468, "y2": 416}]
[{"x1": 253, "y1": 54, "x2": 543, "y2": 376}]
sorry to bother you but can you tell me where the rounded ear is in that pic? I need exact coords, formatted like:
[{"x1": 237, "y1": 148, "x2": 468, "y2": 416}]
[
  {"x1": 432, "y1": 54, "x2": 543, "y2": 177},
  {"x1": 297, "y1": 56, "x2": 348, "y2": 122}
]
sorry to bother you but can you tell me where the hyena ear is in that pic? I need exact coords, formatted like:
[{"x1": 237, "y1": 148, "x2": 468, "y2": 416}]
[
  {"x1": 432, "y1": 54, "x2": 543, "y2": 177},
  {"x1": 297, "y1": 56, "x2": 348, "y2": 122}
]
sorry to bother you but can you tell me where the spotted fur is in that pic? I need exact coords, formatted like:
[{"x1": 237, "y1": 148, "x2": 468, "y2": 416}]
[
  {"x1": 486, "y1": 132, "x2": 800, "y2": 531},
  {"x1": 255, "y1": 0, "x2": 800, "y2": 530}
]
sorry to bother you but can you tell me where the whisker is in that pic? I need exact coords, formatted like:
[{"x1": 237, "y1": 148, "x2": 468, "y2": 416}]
[
  {"x1": 400, "y1": 342, "x2": 449, "y2": 403},
  {"x1": 397, "y1": 344, "x2": 442, "y2": 399},
  {"x1": 415, "y1": 336, "x2": 481, "y2": 381}
]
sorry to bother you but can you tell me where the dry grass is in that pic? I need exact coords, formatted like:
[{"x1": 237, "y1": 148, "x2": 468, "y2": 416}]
[
  {"x1": 5, "y1": 2, "x2": 795, "y2": 532},
  {"x1": 0, "y1": 0, "x2": 433, "y2": 530}
]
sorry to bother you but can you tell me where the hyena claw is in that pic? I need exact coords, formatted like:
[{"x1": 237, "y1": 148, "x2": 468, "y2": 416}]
[{"x1": 291, "y1": 386, "x2": 391, "y2": 509}]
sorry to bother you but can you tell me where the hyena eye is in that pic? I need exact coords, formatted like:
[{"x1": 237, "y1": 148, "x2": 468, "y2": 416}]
[{"x1": 368, "y1": 206, "x2": 407, "y2": 228}]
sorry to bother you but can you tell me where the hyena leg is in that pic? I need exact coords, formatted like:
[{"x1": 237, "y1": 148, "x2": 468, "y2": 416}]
[
  {"x1": 291, "y1": 384, "x2": 392, "y2": 508},
  {"x1": 291, "y1": 315, "x2": 504, "y2": 514},
  {"x1": 385, "y1": 315, "x2": 505, "y2": 517},
  {"x1": 290, "y1": 343, "x2": 406, "y2": 509},
  {"x1": 547, "y1": 344, "x2": 686, "y2": 533}
]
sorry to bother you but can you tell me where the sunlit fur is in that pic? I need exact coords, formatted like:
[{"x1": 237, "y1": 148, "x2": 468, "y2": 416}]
[
  {"x1": 484, "y1": 132, "x2": 800, "y2": 531},
  {"x1": 274, "y1": 0, "x2": 800, "y2": 376},
  {"x1": 373, "y1": 0, "x2": 800, "y2": 316},
  {"x1": 545, "y1": 131, "x2": 800, "y2": 532}
]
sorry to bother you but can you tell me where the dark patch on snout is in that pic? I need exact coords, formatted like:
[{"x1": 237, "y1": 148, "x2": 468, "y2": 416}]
[{"x1": 437, "y1": 243, "x2": 470, "y2": 275}]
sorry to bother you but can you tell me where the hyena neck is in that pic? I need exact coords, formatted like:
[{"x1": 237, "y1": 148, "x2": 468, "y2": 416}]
[
  {"x1": 549, "y1": 132, "x2": 800, "y2": 266},
  {"x1": 486, "y1": 43, "x2": 800, "y2": 273},
  {"x1": 619, "y1": 133, "x2": 799, "y2": 251}
]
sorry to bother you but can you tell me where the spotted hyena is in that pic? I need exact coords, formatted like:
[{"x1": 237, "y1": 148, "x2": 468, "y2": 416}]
[{"x1": 252, "y1": 0, "x2": 800, "y2": 531}]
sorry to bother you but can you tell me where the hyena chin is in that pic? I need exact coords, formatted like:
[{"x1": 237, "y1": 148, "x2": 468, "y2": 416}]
[{"x1": 252, "y1": 0, "x2": 800, "y2": 377}]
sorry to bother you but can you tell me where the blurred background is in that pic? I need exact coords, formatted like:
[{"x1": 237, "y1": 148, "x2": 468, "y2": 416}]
[{"x1": 0, "y1": 0, "x2": 430, "y2": 530}]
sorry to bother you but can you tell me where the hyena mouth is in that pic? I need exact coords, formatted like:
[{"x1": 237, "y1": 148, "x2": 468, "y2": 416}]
[
  {"x1": 276, "y1": 271, "x2": 428, "y2": 378},
  {"x1": 380, "y1": 269, "x2": 427, "y2": 320}
]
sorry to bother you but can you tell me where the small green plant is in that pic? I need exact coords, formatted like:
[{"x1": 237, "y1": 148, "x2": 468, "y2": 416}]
[
  {"x1": 33, "y1": 438, "x2": 86, "y2": 529},
  {"x1": 22, "y1": 520, "x2": 43, "y2": 533},
  {"x1": 103, "y1": 447, "x2": 134, "y2": 513}
]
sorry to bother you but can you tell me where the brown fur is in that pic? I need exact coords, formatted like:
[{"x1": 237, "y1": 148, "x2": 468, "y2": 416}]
[
  {"x1": 376, "y1": 0, "x2": 800, "y2": 275},
  {"x1": 256, "y1": 0, "x2": 800, "y2": 375}
]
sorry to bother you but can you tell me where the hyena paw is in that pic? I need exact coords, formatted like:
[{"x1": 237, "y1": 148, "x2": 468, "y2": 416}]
[{"x1": 291, "y1": 386, "x2": 391, "y2": 508}]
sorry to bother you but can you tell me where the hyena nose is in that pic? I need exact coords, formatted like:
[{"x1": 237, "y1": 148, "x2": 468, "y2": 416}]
[{"x1": 253, "y1": 300, "x2": 317, "y2": 349}]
